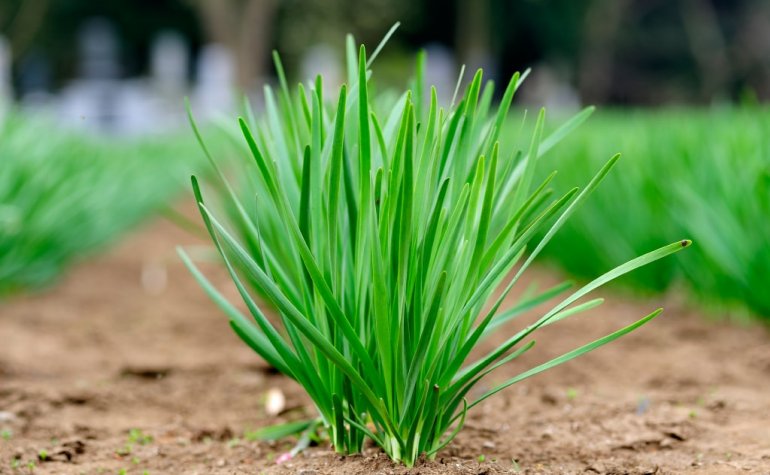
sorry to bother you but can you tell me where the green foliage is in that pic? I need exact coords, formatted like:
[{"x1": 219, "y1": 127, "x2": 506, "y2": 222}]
[
  {"x1": 539, "y1": 108, "x2": 770, "y2": 318},
  {"x1": 127, "y1": 429, "x2": 153, "y2": 446},
  {"x1": 0, "y1": 114, "x2": 201, "y2": 296},
  {"x1": 181, "y1": 34, "x2": 688, "y2": 466}
]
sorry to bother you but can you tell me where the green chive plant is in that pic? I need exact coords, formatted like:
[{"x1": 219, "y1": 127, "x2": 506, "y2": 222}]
[{"x1": 180, "y1": 30, "x2": 690, "y2": 466}]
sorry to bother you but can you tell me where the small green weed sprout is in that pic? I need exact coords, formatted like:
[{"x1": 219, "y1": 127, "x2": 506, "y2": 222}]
[
  {"x1": 116, "y1": 429, "x2": 152, "y2": 457},
  {"x1": 180, "y1": 29, "x2": 689, "y2": 466},
  {"x1": 127, "y1": 429, "x2": 153, "y2": 446}
]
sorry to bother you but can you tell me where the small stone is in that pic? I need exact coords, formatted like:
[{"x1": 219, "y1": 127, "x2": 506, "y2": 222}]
[
  {"x1": 265, "y1": 388, "x2": 286, "y2": 416},
  {"x1": 0, "y1": 411, "x2": 16, "y2": 422}
]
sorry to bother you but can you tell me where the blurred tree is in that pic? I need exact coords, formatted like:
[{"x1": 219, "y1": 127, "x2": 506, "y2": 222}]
[
  {"x1": 187, "y1": 0, "x2": 277, "y2": 91},
  {"x1": 731, "y1": 1, "x2": 770, "y2": 101},
  {"x1": 273, "y1": 0, "x2": 416, "y2": 72},
  {"x1": 491, "y1": 0, "x2": 586, "y2": 92},
  {"x1": 578, "y1": 0, "x2": 630, "y2": 104},
  {"x1": 457, "y1": 0, "x2": 492, "y2": 73},
  {"x1": 0, "y1": 0, "x2": 50, "y2": 57},
  {"x1": 679, "y1": 0, "x2": 730, "y2": 101}
]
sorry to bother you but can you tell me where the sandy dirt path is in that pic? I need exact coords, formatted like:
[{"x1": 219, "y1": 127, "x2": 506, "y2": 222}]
[{"x1": 1, "y1": 217, "x2": 769, "y2": 474}]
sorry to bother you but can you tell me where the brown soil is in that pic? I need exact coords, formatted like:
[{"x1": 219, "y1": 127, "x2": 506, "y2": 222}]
[{"x1": 1, "y1": 215, "x2": 770, "y2": 475}]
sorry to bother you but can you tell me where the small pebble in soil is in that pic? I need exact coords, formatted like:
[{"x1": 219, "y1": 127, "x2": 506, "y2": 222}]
[
  {"x1": 264, "y1": 388, "x2": 286, "y2": 416},
  {"x1": 0, "y1": 411, "x2": 16, "y2": 422}
]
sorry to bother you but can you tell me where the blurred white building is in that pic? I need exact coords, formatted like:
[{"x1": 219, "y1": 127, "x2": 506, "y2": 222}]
[{"x1": 10, "y1": 18, "x2": 236, "y2": 136}]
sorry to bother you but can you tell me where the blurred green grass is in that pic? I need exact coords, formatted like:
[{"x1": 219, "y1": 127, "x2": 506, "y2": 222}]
[
  {"x1": 536, "y1": 107, "x2": 770, "y2": 318},
  {"x1": 0, "y1": 113, "x2": 206, "y2": 296},
  {"x1": 3, "y1": 104, "x2": 768, "y2": 322}
]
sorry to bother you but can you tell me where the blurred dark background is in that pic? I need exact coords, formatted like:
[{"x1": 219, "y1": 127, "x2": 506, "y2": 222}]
[{"x1": 1, "y1": 0, "x2": 769, "y2": 125}]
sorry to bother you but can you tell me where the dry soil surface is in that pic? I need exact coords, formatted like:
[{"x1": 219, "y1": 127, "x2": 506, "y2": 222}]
[{"x1": 1, "y1": 217, "x2": 770, "y2": 475}]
